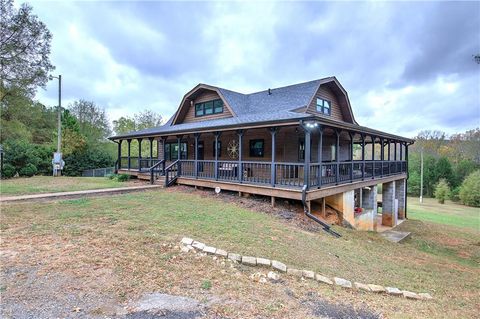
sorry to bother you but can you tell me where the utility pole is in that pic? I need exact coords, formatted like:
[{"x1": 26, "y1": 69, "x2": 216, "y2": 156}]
[
  {"x1": 420, "y1": 147, "x2": 424, "y2": 203},
  {"x1": 57, "y1": 75, "x2": 62, "y2": 153},
  {"x1": 51, "y1": 75, "x2": 64, "y2": 176}
]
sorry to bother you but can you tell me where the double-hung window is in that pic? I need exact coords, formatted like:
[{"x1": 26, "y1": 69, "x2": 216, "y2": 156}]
[
  {"x1": 316, "y1": 98, "x2": 331, "y2": 115},
  {"x1": 249, "y1": 139, "x2": 264, "y2": 157}
]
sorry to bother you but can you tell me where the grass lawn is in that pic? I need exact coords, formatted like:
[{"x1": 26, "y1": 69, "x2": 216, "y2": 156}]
[
  {"x1": 0, "y1": 176, "x2": 137, "y2": 196},
  {"x1": 407, "y1": 197, "x2": 479, "y2": 229},
  {"x1": 1, "y1": 188, "x2": 479, "y2": 318}
]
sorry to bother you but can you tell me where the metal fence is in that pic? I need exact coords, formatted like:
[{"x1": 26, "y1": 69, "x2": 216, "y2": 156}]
[{"x1": 82, "y1": 167, "x2": 115, "y2": 177}]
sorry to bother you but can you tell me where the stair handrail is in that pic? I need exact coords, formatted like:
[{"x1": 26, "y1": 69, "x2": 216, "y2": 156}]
[
  {"x1": 164, "y1": 159, "x2": 180, "y2": 187},
  {"x1": 149, "y1": 159, "x2": 166, "y2": 185}
]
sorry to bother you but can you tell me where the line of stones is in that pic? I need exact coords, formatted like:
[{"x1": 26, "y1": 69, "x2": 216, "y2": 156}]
[{"x1": 180, "y1": 237, "x2": 433, "y2": 301}]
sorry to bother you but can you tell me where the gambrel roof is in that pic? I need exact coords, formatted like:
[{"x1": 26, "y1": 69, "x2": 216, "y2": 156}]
[{"x1": 111, "y1": 77, "x2": 413, "y2": 141}]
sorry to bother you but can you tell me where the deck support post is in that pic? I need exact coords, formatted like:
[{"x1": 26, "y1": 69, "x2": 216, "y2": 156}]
[
  {"x1": 237, "y1": 130, "x2": 244, "y2": 183},
  {"x1": 371, "y1": 136, "x2": 375, "y2": 179},
  {"x1": 117, "y1": 140, "x2": 122, "y2": 170},
  {"x1": 322, "y1": 197, "x2": 326, "y2": 218},
  {"x1": 317, "y1": 126, "x2": 323, "y2": 188},
  {"x1": 127, "y1": 139, "x2": 132, "y2": 170},
  {"x1": 138, "y1": 138, "x2": 143, "y2": 170},
  {"x1": 360, "y1": 133, "x2": 365, "y2": 180},
  {"x1": 194, "y1": 133, "x2": 200, "y2": 179},
  {"x1": 271, "y1": 196, "x2": 275, "y2": 207},
  {"x1": 304, "y1": 127, "x2": 311, "y2": 189},
  {"x1": 214, "y1": 132, "x2": 221, "y2": 180},
  {"x1": 335, "y1": 129, "x2": 340, "y2": 185},
  {"x1": 270, "y1": 127, "x2": 278, "y2": 187},
  {"x1": 349, "y1": 132, "x2": 354, "y2": 182}
]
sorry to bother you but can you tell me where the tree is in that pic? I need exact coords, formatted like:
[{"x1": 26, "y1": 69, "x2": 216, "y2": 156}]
[
  {"x1": 61, "y1": 109, "x2": 86, "y2": 156},
  {"x1": 69, "y1": 100, "x2": 111, "y2": 143},
  {"x1": 112, "y1": 110, "x2": 163, "y2": 135},
  {"x1": 0, "y1": 0, "x2": 55, "y2": 100},
  {"x1": 434, "y1": 179, "x2": 450, "y2": 204},
  {"x1": 435, "y1": 157, "x2": 454, "y2": 185},
  {"x1": 459, "y1": 171, "x2": 480, "y2": 207}
]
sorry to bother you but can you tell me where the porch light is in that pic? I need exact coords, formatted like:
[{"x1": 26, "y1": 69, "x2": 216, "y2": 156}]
[{"x1": 303, "y1": 120, "x2": 319, "y2": 129}]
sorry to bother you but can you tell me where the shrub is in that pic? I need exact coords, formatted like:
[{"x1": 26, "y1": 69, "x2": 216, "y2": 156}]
[
  {"x1": 2, "y1": 163, "x2": 16, "y2": 178},
  {"x1": 434, "y1": 178, "x2": 450, "y2": 204},
  {"x1": 116, "y1": 174, "x2": 130, "y2": 182},
  {"x1": 19, "y1": 163, "x2": 37, "y2": 177},
  {"x1": 459, "y1": 170, "x2": 480, "y2": 207},
  {"x1": 107, "y1": 173, "x2": 117, "y2": 180},
  {"x1": 450, "y1": 186, "x2": 461, "y2": 202}
]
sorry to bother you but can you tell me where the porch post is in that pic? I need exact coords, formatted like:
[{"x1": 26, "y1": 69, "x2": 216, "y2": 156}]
[
  {"x1": 394, "y1": 141, "x2": 397, "y2": 161},
  {"x1": 387, "y1": 139, "x2": 391, "y2": 175},
  {"x1": 304, "y1": 127, "x2": 311, "y2": 189},
  {"x1": 349, "y1": 132, "x2": 354, "y2": 182},
  {"x1": 237, "y1": 130, "x2": 244, "y2": 183},
  {"x1": 177, "y1": 136, "x2": 181, "y2": 160},
  {"x1": 214, "y1": 131, "x2": 221, "y2": 180},
  {"x1": 161, "y1": 137, "x2": 166, "y2": 172},
  {"x1": 270, "y1": 127, "x2": 277, "y2": 187},
  {"x1": 317, "y1": 126, "x2": 323, "y2": 187},
  {"x1": 149, "y1": 137, "x2": 154, "y2": 166},
  {"x1": 117, "y1": 140, "x2": 122, "y2": 170},
  {"x1": 335, "y1": 129, "x2": 340, "y2": 185},
  {"x1": 380, "y1": 137, "x2": 384, "y2": 177},
  {"x1": 138, "y1": 138, "x2": 142, "y2": 170},
  {"x1": 194, "y1": 133, "x2": 200, "y2": 179},
  {"x1": 405, "y1": 143, "x2": 410, "y2": 219},
  {"x1": 361, "y1": 133, "x2": 365, "y2": 180},
  {"x1": 371, "y1": 136, "x2": 375, "y2": 179},
  {"x1": 127, "y1": 139, "x2": 132, "y2": 170},
  {"x1": 400, "y1": 142, "x2": 403, "y2": 161}
]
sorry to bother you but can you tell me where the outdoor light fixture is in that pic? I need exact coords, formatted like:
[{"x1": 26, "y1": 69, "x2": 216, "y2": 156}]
[{"x1": 302, "y1": 120, "x2": 320, "y2": 130}]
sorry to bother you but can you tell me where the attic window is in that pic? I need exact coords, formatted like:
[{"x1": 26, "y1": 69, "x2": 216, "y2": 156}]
[
  {"x1": 195, "y1": 99, "x2": 224, "y2": 117},
  {"x1": 316, "y1": 98, "x2": 331, "y2": 115}
]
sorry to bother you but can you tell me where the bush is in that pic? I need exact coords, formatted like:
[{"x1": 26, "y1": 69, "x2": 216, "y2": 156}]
[
  {"x1": 19, "y1": 163, "x2": 37, "y2": 177},
  {"x1": 63, "y1": 147, "x2": 114, "y2": 176},
  {"x1": 116, "y1": 174, "x2": 130, "y2": 182},
  {"x1": 107, "y1": 173, "x2": 117, "y2": 180},
  {"x1": 450, "y1": 186, "x2": 461, "y2": 202},
  {"x1": 2, "y1": 163, "x2": 16, "y2": 178},
  {"x1": 434, "y1": 178, "x2": 450, "y2": 204},
  {"x1": 459, "y1": 170, "x2": 480, "y2": 207}
]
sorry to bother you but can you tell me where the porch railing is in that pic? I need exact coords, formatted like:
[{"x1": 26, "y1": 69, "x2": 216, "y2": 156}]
[{"x1": 120, "y1": 157, "x2": 407, "y2": 189}]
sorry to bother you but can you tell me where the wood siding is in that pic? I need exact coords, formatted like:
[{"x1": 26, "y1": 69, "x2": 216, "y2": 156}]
[
  {"x1": 306, "y1": 84, "x2": 345, "y2": 122},
  {"x1": 181, "y1": 91, "x2": 233, "y2": 124}
]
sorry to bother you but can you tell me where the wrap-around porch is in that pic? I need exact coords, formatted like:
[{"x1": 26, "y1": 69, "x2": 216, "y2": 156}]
[{"x1": 115, "y1": 121, "x2": 409, "y2": 192}]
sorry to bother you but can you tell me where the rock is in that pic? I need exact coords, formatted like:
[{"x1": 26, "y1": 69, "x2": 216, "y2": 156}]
[
  {"x1": 333, "y1": 277, "x2": 352, "y2": 288},
  {"x1": 181, "y1": 237, "x2": 193, "y2": 245},
  {"x1": 403, "y1": 290, "x2": 421, "y2": 300},
  {"x1": 215, "y1": 249, "x2": 228, "y2": 258},
  {"x1": 418, "y1": 292, "x2": 433, "y2": 300},
  {"x1": 241, "y1": 256, "x2": 257, "y2": 266},
  {"x1": 203, "y1": 246, "x2": 216, "y2": 254},
  {"x1": 385, "y1": 287, "x2": 402, "y2": 296},
  {"x1": 302, "y1": 270, "x2": 315, "y2": 279},
  {"x1": 287, "y1": 268, "x2": 303, "y2": 278},
  {"x1": 271, "y1": 260, "x2": 287, "y2": 272},
  {"x1": 227, "y1": 253, "x2": 241, "y2": 262},
  {"x1": 354, "y1": 282, "x2": 371, "y2": 291},
  {"x1": 267, "y1": 271, "x2": 280, "y2": 281},
  {"x1": 368, "y1": 284, "x2": 386, "y2": 293},
  {"x1": 180, "y1": 246, "x2": 190, "y2": 253},
  {"x1": 250, "y1": 272, "x2": 266, "y2": 282},
  {"x1": 256, "y1": 257, "x2": 271, "y2": 267},
  {"x1": 315, "y1": 274, "x2": 333, "y2": 285},
  {"x1": 191, "y1": 241, "x2": 205, "y2": 250}
]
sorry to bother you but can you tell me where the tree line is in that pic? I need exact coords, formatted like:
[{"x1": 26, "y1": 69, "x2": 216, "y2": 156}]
[{"x1": 407, "y1": 130, "x2": 480, "y2": 206}]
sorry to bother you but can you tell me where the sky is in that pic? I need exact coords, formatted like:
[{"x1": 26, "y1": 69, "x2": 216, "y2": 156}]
[{"x1": 28, "y1": 0, "x2": 480, "y2": 138}]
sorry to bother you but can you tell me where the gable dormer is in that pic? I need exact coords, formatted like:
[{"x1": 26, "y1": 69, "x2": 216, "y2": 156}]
[
  {"x1": 172, "y1": 84, "x2": 235, "y2": 125},
  {"x1": 305, "y1": 78, "x2": 357, "y2": 124}
]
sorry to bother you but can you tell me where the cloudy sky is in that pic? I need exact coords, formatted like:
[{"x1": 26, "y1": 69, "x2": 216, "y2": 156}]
[{"x1": 29, "y1": 0, "x2": 479, "y2": 138}]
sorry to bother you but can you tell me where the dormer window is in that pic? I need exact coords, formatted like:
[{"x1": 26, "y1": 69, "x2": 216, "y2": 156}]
[
  {"x1": 316, "y1": 98, "x2": 331, "y2": 115},
  {"x1": 195, "y1": 99, "x2": 224, "y2": 117}
]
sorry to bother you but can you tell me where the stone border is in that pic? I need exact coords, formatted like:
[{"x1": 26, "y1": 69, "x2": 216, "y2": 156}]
[{"x1": 180, "y1": 237, "x2": 433, "y2": 301}]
